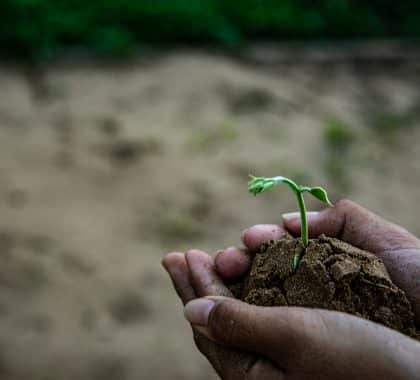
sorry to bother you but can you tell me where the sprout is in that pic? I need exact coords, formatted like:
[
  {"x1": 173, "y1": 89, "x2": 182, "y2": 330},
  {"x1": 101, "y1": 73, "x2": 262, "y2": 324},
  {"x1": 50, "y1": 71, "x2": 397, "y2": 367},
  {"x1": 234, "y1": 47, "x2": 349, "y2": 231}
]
[{"x1": 248, "y1": 175, "x2": 333, "y2": 270}]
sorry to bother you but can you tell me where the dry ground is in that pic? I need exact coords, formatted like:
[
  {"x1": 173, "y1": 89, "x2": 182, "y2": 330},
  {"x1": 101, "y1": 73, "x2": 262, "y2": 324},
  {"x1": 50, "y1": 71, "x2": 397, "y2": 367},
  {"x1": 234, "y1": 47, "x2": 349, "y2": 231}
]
[{"x1": 0, "y1": 51, "x2": 420, "y2": 380}]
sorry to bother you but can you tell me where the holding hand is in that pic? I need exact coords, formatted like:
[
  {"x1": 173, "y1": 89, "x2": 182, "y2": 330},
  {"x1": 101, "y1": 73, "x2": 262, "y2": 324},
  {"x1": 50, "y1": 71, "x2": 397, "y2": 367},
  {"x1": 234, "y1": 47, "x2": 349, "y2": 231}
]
[{"x1": 163, "y1": 200, "x2": 420, "y2": 380}]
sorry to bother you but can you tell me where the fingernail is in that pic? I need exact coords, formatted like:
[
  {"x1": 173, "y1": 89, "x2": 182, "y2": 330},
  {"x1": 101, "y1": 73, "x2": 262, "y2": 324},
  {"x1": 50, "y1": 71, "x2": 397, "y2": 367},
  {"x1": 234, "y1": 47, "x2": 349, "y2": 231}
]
[
  {"x1": 306, "y1": 211, "x2": 320, "y2": 220},
  {"x1": 282, "y1": 211, "x2": 319, "y2": 222},
  {"x1": 184, "y1": 299, "x2": 215, "y2": 326},
  {"x1": 282, "y1": 212, "x2": 300, "y2": 221}
]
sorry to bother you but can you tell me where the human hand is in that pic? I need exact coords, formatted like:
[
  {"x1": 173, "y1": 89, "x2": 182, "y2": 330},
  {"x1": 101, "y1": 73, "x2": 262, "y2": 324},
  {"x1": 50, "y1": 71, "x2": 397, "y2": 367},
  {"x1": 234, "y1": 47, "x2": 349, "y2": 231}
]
[
  {"x1": 163, "y1": 200, "x2": 420, "y2": 379},
  {"x1": 218, "y1": 199, "x2": 420, "y2": 320}
]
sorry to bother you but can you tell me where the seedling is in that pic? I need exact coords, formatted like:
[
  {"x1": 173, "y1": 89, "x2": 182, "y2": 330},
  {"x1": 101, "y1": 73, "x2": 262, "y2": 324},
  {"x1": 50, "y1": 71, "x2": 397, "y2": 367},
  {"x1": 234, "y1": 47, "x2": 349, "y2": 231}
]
[{"x1": 248, "y1": 175, "x2": 333, "y2": 270}]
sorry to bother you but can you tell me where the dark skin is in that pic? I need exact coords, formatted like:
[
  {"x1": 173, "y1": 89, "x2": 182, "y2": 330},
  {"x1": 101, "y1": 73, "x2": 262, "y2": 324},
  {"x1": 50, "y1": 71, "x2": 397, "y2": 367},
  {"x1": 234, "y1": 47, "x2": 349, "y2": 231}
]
[{"x1": 162, "y1": 200, "x2": 420, "y2": 380}]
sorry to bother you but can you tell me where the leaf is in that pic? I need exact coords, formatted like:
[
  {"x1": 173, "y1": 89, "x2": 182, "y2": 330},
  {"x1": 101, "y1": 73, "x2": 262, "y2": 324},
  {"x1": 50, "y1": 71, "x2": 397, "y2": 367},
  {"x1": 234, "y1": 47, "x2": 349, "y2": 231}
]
[
  {"x1": 304, "y1": 187, "x2": 333, "y2": 206},
  {"x1": 293, "y1": 254, "x2": 301, "y2": 271},
  {"x1": 248, "y1": 176, "x2": 276, "y2": 195},
  {"x1": 248, "y1": 175, "x2": 301, "y2": 196}
]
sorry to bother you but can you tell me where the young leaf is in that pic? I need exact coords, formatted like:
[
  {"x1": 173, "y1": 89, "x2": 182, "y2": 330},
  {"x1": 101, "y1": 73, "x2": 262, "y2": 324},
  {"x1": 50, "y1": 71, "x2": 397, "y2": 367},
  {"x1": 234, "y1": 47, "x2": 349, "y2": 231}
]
[
  {"x1": 304, "y1": 187, "x2": 333, "y2": 206},
  {"x1": 248, "y1": 176, "x2": 276, "y2": 195}
]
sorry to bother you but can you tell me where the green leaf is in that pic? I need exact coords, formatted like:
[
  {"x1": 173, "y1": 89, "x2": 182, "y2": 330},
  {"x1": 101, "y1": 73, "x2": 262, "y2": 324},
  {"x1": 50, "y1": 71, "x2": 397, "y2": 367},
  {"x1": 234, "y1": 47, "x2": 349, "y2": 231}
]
[
  {"x1": 293, "y1": 254, "x2": 301, "y2": 271},
  {"x1": 304, "y1": 186, "x2": 333, "y2": 206},
  {"x1": 248, "y1": 175, "x2": 301, "y2": 196},
  {"x1": 248, "y1": 176, "x2": 276, "y2": 196}
]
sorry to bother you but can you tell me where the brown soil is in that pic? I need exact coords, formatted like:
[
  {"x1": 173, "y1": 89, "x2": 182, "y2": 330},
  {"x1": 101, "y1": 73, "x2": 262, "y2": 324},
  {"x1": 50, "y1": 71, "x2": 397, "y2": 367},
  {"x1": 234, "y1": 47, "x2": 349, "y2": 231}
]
[{"x1": 229, "y1": 235, "x2": 419, "y2": 340}]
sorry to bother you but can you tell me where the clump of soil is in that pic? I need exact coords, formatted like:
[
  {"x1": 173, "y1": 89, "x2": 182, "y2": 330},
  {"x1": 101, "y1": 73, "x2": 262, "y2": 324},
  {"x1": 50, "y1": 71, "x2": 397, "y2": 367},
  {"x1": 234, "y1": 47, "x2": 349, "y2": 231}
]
[{"x1": 228, "y1": 234, "x2": 419, "y2": 340}]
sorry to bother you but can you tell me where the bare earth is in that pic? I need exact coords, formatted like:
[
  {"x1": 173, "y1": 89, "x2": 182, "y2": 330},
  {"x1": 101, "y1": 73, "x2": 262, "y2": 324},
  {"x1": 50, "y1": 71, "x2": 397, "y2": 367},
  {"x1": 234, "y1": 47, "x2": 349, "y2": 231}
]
[{"x1": 0, "y1": 51, "x2": 419, "y2": 380}]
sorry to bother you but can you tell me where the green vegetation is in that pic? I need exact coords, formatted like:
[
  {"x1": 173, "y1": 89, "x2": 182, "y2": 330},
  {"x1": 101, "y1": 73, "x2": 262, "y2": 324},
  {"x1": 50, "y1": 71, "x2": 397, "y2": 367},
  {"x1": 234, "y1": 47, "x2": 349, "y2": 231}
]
[
  {"x1": 1, "y1": 1, "x2": 420, "y2": 60},
  {"x1": 370, "y1": 111, "x2": 419, "y2": 135},
  {"x1": 159, "y1": 209, "x2": 203, "y2": 243},
  {"x1": 323, "y1": 118, "x2": 356, "y2": 192},
  {"x1": 324, "y1": 118, "x2": 356, "y2": 152},
  {"x1": 188, "y1": 121, "x2": 237, "y2": 153},
  {"x1": 248, "y1": 175, "x2": 332, "y2": 269}
]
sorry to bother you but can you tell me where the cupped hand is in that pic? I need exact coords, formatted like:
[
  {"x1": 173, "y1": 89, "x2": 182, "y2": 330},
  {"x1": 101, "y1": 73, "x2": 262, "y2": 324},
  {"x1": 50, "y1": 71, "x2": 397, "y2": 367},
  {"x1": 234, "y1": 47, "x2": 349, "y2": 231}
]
[
  {"x1": 163, "y1": 200, "x2": 420, "y2": 380},
  {"x1": 218, "y1": 199, "x2": 420, "y2": 320}
]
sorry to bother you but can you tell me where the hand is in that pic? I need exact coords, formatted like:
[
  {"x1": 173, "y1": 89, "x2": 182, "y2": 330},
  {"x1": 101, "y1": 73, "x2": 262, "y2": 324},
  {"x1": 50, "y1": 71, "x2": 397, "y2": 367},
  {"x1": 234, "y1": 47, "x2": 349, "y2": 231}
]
[
  {"x1": 163, "y1": 200, "x2": 420, "y2": 379},
  {"x1": 219, "y1": 199, "x2": 420, "y2": 321}
]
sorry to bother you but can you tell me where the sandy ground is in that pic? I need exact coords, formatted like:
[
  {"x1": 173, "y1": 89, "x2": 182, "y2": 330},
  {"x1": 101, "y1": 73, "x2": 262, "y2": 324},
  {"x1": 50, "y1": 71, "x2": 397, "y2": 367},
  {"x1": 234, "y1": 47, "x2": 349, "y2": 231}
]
[{"x1": 0, "y1": 51, "x2": 420, "y2": 380}]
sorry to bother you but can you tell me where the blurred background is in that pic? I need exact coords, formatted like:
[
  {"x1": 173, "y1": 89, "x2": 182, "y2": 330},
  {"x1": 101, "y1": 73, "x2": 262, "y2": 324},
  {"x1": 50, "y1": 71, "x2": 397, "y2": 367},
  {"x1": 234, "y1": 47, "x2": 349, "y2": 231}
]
[{"x1": 1, "y1": 1, "x2": 420, "y2": 379}]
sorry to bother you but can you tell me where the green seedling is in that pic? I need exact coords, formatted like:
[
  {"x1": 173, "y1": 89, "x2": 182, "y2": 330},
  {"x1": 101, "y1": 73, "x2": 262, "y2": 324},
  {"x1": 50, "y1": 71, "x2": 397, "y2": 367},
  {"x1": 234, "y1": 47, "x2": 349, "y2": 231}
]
[{"x1": 248, "y1": 175, "x2": 333, "y2": 270}]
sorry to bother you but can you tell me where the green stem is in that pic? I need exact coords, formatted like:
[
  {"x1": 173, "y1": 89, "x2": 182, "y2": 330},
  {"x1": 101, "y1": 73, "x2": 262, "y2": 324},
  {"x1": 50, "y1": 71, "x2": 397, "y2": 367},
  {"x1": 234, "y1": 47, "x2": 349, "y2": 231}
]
[
  {"x1": 293, "y1": 190, "x2": 307, "y2": 270},
  {"x1": 249, "y1": 175, "x2": 332, "y2": 271},
  {"x1": 296, "y1": 190, "x2": 308, "y2": 246}
]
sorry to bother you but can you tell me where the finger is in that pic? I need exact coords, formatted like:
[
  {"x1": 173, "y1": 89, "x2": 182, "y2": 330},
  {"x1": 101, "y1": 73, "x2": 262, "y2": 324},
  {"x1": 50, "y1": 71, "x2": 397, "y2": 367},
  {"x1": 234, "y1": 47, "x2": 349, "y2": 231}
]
[
  {"x1": 193, "y1": 333, "x2": 282, "y2": 380},
  {"x1": 184, "y1": 251, "x2": 275, "y2": 378},
  {"x1": 185, "y1": 297, "x2": 420, "y2": 378},
  {"x1": 282, "y1": 199, "x2": 420, "y2": 320},
  {"x1": 185, "y1": 297, "x2": 294, "y2": 361},
  {"x1": 282, "y1": 199, "x2": 420, "y2": 254},
  {"x1": 162, "y1": 252, "x2": 196, "y2": 305},
  {"x1": 241, "y1": 224, "x2": 286, "y2": 253},
  {"x1": 214, "y1": 246, "x2": 251, "y2": 279},
  {"x1": 185, "y1": 249, "x2": 232, "y2": 298}
]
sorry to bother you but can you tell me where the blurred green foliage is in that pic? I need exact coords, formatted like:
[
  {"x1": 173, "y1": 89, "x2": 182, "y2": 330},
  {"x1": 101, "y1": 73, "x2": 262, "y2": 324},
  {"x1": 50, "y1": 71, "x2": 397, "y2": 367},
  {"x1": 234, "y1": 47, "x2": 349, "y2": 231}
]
[
  {"x1": 323, "y1": 118, "x2": 356, "y2": 192},
  {"x1": 187, "y1": 121, "x2": 237, "y2": 153},
  {"x1": 324, "y1": 118, "x2": 356, "y2": 152},
  {"x1": 1, "y1": 0, "x2": 420, "y2": 59},
  {"x1": 370, "y1": 111, "x2": 419, "y2": 134}
]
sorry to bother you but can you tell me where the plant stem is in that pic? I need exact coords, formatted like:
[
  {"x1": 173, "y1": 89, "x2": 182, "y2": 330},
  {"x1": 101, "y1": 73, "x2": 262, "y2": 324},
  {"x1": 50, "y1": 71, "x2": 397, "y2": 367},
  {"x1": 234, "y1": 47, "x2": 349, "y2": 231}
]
[
  {"x1": 293, "y1": 190, "x2": 308, "y2": 270},
  {"x1": 249, "y1": 175, "x2": 332, "y2": 271},
  {"x1": 296, "y1": 191, "x2": 308, "y2": 246}
]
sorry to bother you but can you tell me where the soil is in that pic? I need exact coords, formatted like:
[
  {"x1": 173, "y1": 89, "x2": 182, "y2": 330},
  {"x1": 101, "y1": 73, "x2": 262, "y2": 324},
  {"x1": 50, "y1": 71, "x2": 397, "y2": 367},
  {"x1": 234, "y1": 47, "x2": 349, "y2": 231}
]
[{"x1": 229, "y1": 234, "x2": 420, "y2": 340}]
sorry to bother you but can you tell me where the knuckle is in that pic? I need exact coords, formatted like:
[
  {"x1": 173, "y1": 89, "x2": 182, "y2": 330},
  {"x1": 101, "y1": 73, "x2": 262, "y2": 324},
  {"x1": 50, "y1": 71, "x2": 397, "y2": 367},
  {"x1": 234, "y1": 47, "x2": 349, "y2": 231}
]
[
  {"x1": 275, "y1": 308, "x2": 308, "y2": 359},
  {"x1": 334, "y1": 198, "x2": 355, "y2": 210},
  {"x1": 193, "y1": 331, "x2": 210, "y2": 355},
  {"x1": 210, "y1": 300, "x2": 241, "y2": 344}
]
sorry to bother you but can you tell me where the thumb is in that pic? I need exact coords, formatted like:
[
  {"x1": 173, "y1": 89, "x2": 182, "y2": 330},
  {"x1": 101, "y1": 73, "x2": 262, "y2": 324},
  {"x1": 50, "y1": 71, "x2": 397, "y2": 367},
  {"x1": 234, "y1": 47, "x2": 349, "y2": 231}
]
[
  {"x1": 282, "y1": 199, "x2": 420, "y2": 255},
  {"x1": 184, "y1": 296, "x2": 297, "y2": 360},
  {"x1": 282, "y1": 199, "x2": 420, "y2": 320},
  {"x1": 185, "y1": 297, "x2": 420, "y2": 379}
]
